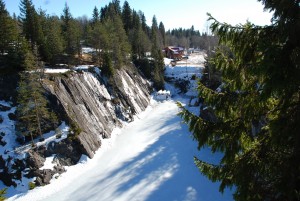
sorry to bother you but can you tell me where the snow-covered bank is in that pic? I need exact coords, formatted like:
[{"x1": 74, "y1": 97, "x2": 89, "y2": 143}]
[{"x1": 7, "y1": 98, "x2": 233, "y2": 201}]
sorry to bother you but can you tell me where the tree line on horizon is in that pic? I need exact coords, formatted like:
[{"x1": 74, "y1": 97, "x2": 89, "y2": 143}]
[
  {"x1": 0, "y1": 0, "x2": 217, "y2": 87},
  {"x1": 0, "y1": 0, "x2": 214, "y2": 66}
]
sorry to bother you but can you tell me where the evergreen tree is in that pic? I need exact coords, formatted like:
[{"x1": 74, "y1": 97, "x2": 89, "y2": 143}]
[
  {"x1": 128, "y1": 9, "x2": 148, "y2": 59},
  {"x1": 0, "y1": 0, "x2": 17, "y2": 55},
  {"x1": 165, "y1": 27, "x2": 215, "y2": 49},
  {"x1": 151, "y1": 15, "x2": 164, "y2": 49},
  {"x1": 4, "y1": 34, "x2": 26, "y2": 71},
  {"x1": 178, "y1": 1, "x2": 300, "y2": 200},
  {"x1": 61, "y1": 2, "x2": 72, "y2": 32},
  {"x1": 111, "y1": 0, "x2": 121, "y2": 16},
  {"x1": 114, "y1": 14, "x2": 131, "y2": 67},
  {"x1": 201, "y1": 48, "x2": 222, "y2": 90},
  {"x1": 19, "y1": 0, "x2": 44, "y2": 49},
  {"x1": 73, "y1": 19, "x2": 82, "y2": 63},
  {"x1": 36, "y1": 9, "x2": 51, "y2": 62},
  {"x1": 158, "y1": 21, "x2": 166, "y2": 47},
  {"x1": 139, "y1": 11, "x2": 148, "y2": 33},
  {"x1": 131, "y1": 10, "x2": 140, "y2": 30},
  {"x1": 101, "y1": 52, "x2": 114, "y2": 76},
  {"x1": 102, "y1": 0, "x2": 121, "y2": 20},
  {"x1": 61, "y1": 3, "x2": 72, "y2": 58},
  {"x1": 135, "y1": 57, "x2": 151, "y2": 79},
  {"x1": 103, "y1": 15, "x2": 131, "y2": 68},
  {"x1": 151, "y1": 18, "x2": 158, "y2": 56},
  {"x1": 19, "y1": 0, "x2": 35, "y2": 42},
  {"x1": 92, "y1": 6, "x2": 99, "y2": 26},
  {"x1": 152, "y1": 48, "x2": 164, "y2": 90},
  {"x1": 129, "y1": 23, "x2": 151, "y2": 59},
  {"x1": 16, "y1": 41, "x2": 57, "y2": 142},
  {"x1": 151, "y1": 16, "x2": 164, "y2": 90},
  {"x1": 77, "y1": 15, "x2": 90, "y2": 47},
  {"x1": 90, "y1": 21, "x2": 109, "y2": 65},
  {"x1": 61, "y1": 3, "x2": 81, "y2": 64},
  {"x1": 151, "y1": 15, "x2": 158, "y2": 49},
  {"x1": 99, "y1": 6, "x2": 107, "y2": 22},
  {"x1": 45, "y1": 15, "x2": 64, "y2": 65},
  {"x1": 121, "y1": 1, "x2": 132, "y2": 34}
]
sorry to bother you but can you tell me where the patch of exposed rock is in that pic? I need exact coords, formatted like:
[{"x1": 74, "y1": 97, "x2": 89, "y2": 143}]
[{"x1": 43, "y1": 67, "x2": 151, "y2": 160}]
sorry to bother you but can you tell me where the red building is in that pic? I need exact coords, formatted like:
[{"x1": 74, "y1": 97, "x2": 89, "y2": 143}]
[{"x1": 164, "y1": 46, "x2": 184, "y2": 60}]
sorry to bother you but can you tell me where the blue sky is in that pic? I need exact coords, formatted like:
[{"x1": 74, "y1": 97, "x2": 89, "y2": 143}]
[{"x1": 4, "y1": 0, "x2": 273, "y2": 31}]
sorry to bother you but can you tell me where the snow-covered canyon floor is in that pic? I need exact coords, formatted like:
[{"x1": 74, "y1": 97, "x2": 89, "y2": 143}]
[{"x1": 7, "y1": 96, "x2": 233, "y2": 201}]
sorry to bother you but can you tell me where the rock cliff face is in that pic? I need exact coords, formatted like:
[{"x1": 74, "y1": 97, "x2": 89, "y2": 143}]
[
  {"x1": 0, "y1": 65, "x2": 152, "y2": 187},
  {"x1": 44, "y1": 67, "x2": 151, "y2": 159}
]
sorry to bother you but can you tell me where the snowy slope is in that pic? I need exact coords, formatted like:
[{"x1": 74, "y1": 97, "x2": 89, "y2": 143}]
[{"x1": 7, "y1": 98, "x2": 233, "y2": 201}]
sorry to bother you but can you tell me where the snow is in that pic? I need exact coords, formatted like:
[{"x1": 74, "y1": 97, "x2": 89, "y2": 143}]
[
  {"x1": 39, "y1": 155, "x2": 56, "y2": 170},
  {"x1": 165, "y1": 53, "x2": 205, "y2": 98},
  {"x1": 0, "y1": 101, "x2": 19, "y2": 160},
  {"x1": 2, "y1": 52, "x2": 233, "y2": 200},
  {"x1": 154, "y1": 90, "x2": 171, "y2": 101},
  {"x1": 82, "y1": 47, "x2": 96, "y2": 54},
  {"x1": 83, "y1": 72, "x2": 111, "y2": 100},
  {"x1": 120, "y1": 74, "x2": 144, "y2": 113},
  {"x1": 93, "y1": 67, "x2": 101, "y2": 76},
  {"x1": 0, "y1": 101, "x2": 69, "y2": 196},
  {"x1": 164, "y1": 52, "x2": 205, "y2": 78},
  {"x1": 13, "y1": 122, "x2": 69, "y2": 156},
  {"x1": 44, "y1": 69, "x2": 70, "y2": 74},
  {"x1": 165, "y1": 65, "x2": 202, "y2": 78},
  {"x1": 6, "y1": 98, "x2": 233, "y2": 201},
  {"x1": 73, "y1": 65, "x2": 93, "y2": 71},
  {"x1": 164, "y1": 57, "x2": 173, "y2": 66}
]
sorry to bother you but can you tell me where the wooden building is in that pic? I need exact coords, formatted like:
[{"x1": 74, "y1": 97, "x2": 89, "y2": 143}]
[{"x1": 164, "y1": 46, "x2": 184, "y2": 60}]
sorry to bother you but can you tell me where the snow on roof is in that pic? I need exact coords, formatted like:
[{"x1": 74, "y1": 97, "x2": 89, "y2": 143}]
[{"x1": 167, "y1": 46, "x2": 184, "y2": 52}]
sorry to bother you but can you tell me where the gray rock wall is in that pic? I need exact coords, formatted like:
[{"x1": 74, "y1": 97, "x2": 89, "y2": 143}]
[{"x1": 44, "y1": 68, "x2": 151, "y2": 159}]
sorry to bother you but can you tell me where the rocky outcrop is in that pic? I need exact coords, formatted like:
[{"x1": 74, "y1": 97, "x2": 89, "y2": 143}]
[
  {"x1": 26, "y1": 150, "x2": 46, "y2": 169},
  {"x1": 46, "y1": 140, "x2": 82, "y2": 166},
  {"x1": 44, "y1": 66, "x2": 151, "y2": 159},
  {"x1": 32, "y1": 166, "x2": 65, "y2": 186},
  {"x1": 0, "y1": 65, "x2": 152, "y2": 188},
  {"x1": 34, "y1": 169, "x2": 53, "y2": 186}
]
